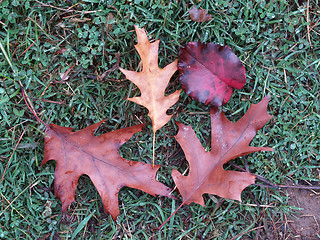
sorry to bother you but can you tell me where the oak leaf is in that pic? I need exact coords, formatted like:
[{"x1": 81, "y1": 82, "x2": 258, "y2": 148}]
[
  {"x1": 120, "y1": 26, "x2": 181, "y2": 133},
  {"x1": 172, "y1": 96, "x2": 273, "y2": 206},
  {"x1": 189, "y1": 6, "x2": 213, "y2": 23},
  {"x1": 42, "y1": 120, "x2": 172, "y2": 220},
  {"x1": 178, "y1": 42, "x2": 246, "y2": 107}
]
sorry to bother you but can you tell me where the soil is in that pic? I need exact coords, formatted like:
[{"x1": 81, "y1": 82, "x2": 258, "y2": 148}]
[{"x1": 286, "y1": 181, "x2": 320, "y2": 239}]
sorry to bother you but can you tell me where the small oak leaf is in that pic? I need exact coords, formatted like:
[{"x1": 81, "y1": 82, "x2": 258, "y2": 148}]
[{"x1": 120, "y1": 26, "x2": 181, "y2": 133}]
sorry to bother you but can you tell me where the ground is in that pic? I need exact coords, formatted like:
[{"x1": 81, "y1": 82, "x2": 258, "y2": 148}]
[
  {"x1": 0, "y1": 0, "x2": 319, "y2": 239},
  {"x1": 287, "y1": 181, "x2": 320, "y2": 239}
]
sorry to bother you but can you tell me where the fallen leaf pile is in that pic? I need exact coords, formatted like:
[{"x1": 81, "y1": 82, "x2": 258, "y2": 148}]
[{"x1": 40, "y1": 26, "x2": 273, "y2": 226}]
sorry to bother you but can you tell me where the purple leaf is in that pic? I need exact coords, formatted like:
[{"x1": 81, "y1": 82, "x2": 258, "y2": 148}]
[{"x1": 178, "y1": 42, "x2": 246, "y2": 107}]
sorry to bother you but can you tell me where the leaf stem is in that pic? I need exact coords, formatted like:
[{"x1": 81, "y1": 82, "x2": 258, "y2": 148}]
[{"x1": 152, "y1": 130, "x2": 156, "y2": 168}]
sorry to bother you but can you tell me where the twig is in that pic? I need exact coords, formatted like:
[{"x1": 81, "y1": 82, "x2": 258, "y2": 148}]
[
  {"x1": 18, "y1": 37, "x2": 39, "y2": 59},
  {"x1": 40, "y1": 82, "x2": 51, "y2": 97},
  {"x1": 254, "y1": 183, "x2": 320, "y2": 190},
  {"x1": 228, "y1": 163, "x2": 320, "y2": 190},
  {"x1": 60, "y1": 61, "x2": 77, "y2": 81},
  {"x1": 22, "y1": 87, "x2": 47, "y2": 126},
  {"x1": 242, "y1": 156, "x2": 249, "y2": 172},
  {"x1": 28, "y1": 96, "x2": 66, "y2": 105}
]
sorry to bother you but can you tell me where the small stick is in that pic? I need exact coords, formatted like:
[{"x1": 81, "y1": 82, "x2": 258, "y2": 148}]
[
  {"x1": 254, "y1": 183, "x2": 320, "y2": 190},
  {"x1": 18, "y1": 41, "x2": 36, "y2": 59},
  {"x1": 229, "y1": 163, "x2": 320, "y2": 190},
  {"x1": 60, "y1": 62, "x2": 77, "y2": 81},
  {"x1": 22, "y1": 87, "x2": 47, "y2": 126},
  {"x1": 40, "y1": 82, "x2": 51, "y2": 97},
  {"x1": 242, "y1": 156, "x2": 249, "y2": 172},
  {"x1": 28, "y1": 96, "x2": 66, "y2": 105},
  {"x1": 229, "y1": 163, "x2": 278, "y2": 187}
]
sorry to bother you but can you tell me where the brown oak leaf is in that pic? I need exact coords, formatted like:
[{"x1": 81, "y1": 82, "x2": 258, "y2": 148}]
[
  {"x1": 42, "y1": 120, "x2": 172, "y2": 220},
  {"x1": 172, "y1": 96, "x2": 273, "y2": 205},
  {"x1": 189, "y1": 6, "x2": 213, "y2": 23},
  {"x1": 119, "y1": 26, "x2": 181, "y2": 133}
]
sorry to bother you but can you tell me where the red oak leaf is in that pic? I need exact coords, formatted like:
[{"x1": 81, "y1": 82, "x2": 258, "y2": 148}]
[
  {"x1": 172, "y1": 96, "x2": 273, "y2": 206},
  {"x1": 178, "y1": 42, "x2": 246, "y2": 107},
  {"x1": 42, "y1": 120, "x2": 172, "y2": 220}
]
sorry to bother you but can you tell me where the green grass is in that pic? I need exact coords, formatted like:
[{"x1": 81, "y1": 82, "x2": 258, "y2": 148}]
[{"x1": 0, "y1": 0, "x2": 319, "y2": 239}]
